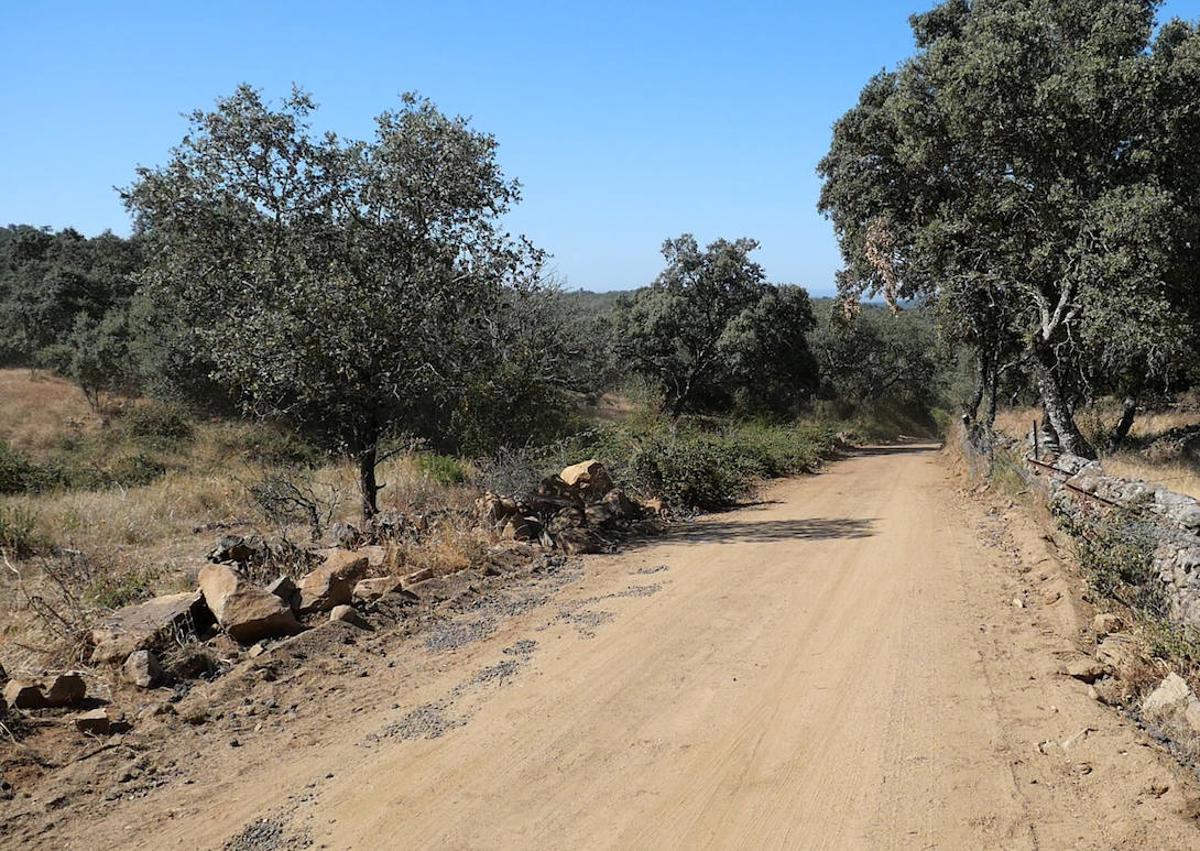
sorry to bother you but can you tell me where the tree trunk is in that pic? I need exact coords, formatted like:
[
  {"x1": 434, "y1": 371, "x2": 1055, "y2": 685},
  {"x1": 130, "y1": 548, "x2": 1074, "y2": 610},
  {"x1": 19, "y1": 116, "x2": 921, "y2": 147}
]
[
  {"x1": 1111, "y1": 397, "x2": 1137, "y2": 447},
  {"x1": 1031, "y1": 346, "x2": 1095, "y2": 458},
  {"x1": 964, "y1": 356, "x2": 986, "y2": 424},
  {"x1": 357, "y1": 444, "x2": 379, "y2": 522}
]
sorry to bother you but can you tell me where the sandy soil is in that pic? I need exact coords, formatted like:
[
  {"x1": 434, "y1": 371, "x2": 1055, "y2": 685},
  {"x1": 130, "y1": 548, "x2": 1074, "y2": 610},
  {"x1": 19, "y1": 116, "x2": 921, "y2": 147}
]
[{"x1": 8, "y1": 444, "x2": 1200, "y2": 849}]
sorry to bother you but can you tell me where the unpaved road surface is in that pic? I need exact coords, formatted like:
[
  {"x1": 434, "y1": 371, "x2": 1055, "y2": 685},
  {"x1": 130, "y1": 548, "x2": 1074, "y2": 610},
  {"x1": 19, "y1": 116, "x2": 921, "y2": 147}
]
[{"x1": 20, "y1": 445, "x2": 1200, "y2": 849}]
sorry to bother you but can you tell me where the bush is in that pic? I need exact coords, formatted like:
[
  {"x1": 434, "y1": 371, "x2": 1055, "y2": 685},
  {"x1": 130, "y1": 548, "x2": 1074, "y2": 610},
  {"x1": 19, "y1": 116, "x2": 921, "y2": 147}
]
[
  {"x1": 118, "y1": 401, "x2": 195, "y2": 446},
  {"x1": 1073, "y1": 501, "x2": 1166, "y2": 616},
  {"x1": 211, "y1": 422, "x2": 321, "y2": 467},
  {"x1": 0, "y1": 441, "x2": 49, "y2": 494},
  {"x1": 0, "y1": 504, "x2": 47, "y2": 557},
  {"x1": 415, "y1": 453, "x2": 468, "y2": 485}
]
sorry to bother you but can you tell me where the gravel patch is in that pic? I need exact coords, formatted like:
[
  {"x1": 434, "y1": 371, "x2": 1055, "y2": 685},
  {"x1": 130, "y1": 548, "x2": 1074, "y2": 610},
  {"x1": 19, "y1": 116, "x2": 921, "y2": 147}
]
[{"x1": 374, "y1": 701, "x2": 465, "y2": 742}]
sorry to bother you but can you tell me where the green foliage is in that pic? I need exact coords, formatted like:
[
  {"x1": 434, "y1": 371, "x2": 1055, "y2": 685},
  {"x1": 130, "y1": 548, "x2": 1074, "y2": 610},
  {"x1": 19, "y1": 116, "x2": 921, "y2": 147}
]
[
  {"x1": 1072, "y1": 503, "x2": 1166, "y2": 617},
  {"x1": 0, "y1": 440, "x2": 52, "y2": 494},
  {"x1": 415, "y1": 453, "x2": 467, "y2": 485},
  {"x1": 818, "y1": 0, "x2": 1200, "y2": 456},
  {"x1": 123, "y1": 85, "x2": 546, "y2": 518},
  {"x1": 0, "y1": 504, "x2": 47, "y2": 558},
  {"x1": 83, "y1": 565, "x2": 161, "y2": 610},
  {"x1": 118, "y1": 401, "x2": 195, "y2": 446},
  {"x1": 613, "y1": 235, "x2": 819, "y2": 417}
]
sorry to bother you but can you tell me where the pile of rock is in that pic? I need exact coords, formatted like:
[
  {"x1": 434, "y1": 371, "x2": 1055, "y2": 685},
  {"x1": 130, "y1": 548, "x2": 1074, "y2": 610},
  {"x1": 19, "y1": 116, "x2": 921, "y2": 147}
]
[
  {"x1": 1046, "y1": 454, "x2": 1200, "y2": 628},
  {"x1": 476, "y1": 459, "x2": 651, "y2": 554}
]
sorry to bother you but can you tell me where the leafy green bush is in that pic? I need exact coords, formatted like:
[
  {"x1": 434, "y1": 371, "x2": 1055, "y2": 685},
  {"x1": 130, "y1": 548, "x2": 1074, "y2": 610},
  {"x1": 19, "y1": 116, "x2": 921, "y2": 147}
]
[
  {"x1": 416, "y1": 453, "x2": 468, "y2": 485},
  {"x1": 118, "y1": 401, "x2": 195, "y2": 446},
  {"x1": 0, "y1": 441, "x2": 49, "y2": 494},
  {"x1": 212, "y1": 422, "x2": 321, "y2": 467},
  {"x1": 0, "y1": 504, "x2": 48, "y2": 557},
  {"x1": 1072, "y1": 501, "x2": 1165, "y2": 616}
]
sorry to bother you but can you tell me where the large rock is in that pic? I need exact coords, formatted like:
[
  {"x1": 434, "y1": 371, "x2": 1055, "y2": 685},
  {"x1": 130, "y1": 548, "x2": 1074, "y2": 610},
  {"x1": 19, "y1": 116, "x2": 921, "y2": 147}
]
[
  {"x1": 198, "y1": 564, "x2": 303, "y2": 644},
  {"x1": 74, "y1": 708, "x2": 129, "y2": 736},
  {"x1": 91, "y1": 591, "x2": 210, "y2": 664},
  {"x1": 559, "y1": 460, "x2": 614, "y2": 500},
  {"x1": 353, "y1": 576, "x2": 403, "y2": 603},
  {"x1": 328, "y1": 605, "x2": 372, "y2": 630},
  {"x1": 123, "y1": 650, "x2": 164, "y2": 689},
  {"x1": 296, "y1": 551, "x2": 369, "y2": 614},
  {"x1": 45, "y1": 673, "x2": 86, "y2": 707},
  {"x1": 476, "y1": 493, "x2": 522, "y2": 531},
  {"x1": 4, "y1": 680, "x2": 47, "y2": 710},
  {"x1": 266, "y1": 576, "x2": 300, "y2": 610},
  {"x1": 1142, "y1": 673, "x2": 1200, "y2": 738}
]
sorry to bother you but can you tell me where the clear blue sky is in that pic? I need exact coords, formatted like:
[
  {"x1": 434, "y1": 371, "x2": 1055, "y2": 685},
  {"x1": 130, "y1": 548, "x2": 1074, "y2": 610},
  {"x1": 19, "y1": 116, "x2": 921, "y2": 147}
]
[{"x1": 4, "y1": 1, "x2": 1199, "y2": 294}]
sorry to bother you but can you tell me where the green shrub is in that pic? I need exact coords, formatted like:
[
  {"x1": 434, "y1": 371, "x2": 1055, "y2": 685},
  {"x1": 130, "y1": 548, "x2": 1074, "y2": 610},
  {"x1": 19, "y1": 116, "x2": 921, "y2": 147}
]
[
  {"x1": 1072, "y1": 501, "x2": 1165, "y2": 616},
  {"x1": 0, "y1": 504, "x2": 48, "y2": 557},
  {"x1": 416, "y1": 453, "x2": 467, "y2": 485},
  {"x1": 119, "y1": 401, "x2": 195, "y2": 446},
  {"x1": 103, "y1": 452, "x2": 169, "y2": 488},
  {"x1": 84, "y1": 565, "x2": 161, "y2": 610},
  {"x1": 213, "y1": 423, "x2": 321, "y2": 467},
  {"x1": 0, "y1": 441, "x2": 48, "y2": 494}
]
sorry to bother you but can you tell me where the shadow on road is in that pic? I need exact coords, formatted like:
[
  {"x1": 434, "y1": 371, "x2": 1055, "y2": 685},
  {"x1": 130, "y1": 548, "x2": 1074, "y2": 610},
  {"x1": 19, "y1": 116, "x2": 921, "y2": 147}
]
[
  {"x1": 850, "y1": 444, "x2": 940, "y2": 457},
  {"x1": 662, "y1": 516, "x2": 876, "y2": 546}
]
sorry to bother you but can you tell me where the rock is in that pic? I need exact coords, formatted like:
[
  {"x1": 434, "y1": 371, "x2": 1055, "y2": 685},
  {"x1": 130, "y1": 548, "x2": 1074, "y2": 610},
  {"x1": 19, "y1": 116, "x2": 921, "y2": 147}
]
[
  {"x1": 1095, "y1": 635, "x2": 1140, "y2": 673},
  {"x1": 90, "y1": 591, "x2": 211, "y2": 664},
  {"x1": 0, "y1": 661, "x2": 7, "y2": 688},
  {"x1": 45, "y1": 673, "x2": 86, "y2": 707},
  {"x1": 560, "y1": 460, "x2": 614, "y2": 499},
  {"x1": 3, "y1": 680, "x2": 47, "y2": 710},
  {"x1": 1141, "y1": 673, "x2": 1200, "y2": 742},
  {"x1": 122, "y1": 650, "x2": 164, "y2": 689},
  {"x1": 641, "y1": 496, "x2": 666, "y2": 516},
  {"x1": 330, "y1": 522, "x2": 362, "y2": 549},
  {"x1": 208, "y1": 534, "x2": 267, "y2": 565},
  {"x1": 501, "y1": 515, "x2": 542, "y2": 543},
  {"x1": 404, "y1": 566, "x2": 435, "y2": 587},
  {"x1": 602, "y1": 488, "x2": 640, "y2": 519},
  {"x1": 329, "y1": 605, "x2": 372, "y2": 630},
  {"x1": 265, "y1": 576, "x2": 300, "y2": 610},
  {"x1": 1093, "y1": 613, "x2": 1124, "y2": 636},
  {"x1": 359, "y1": 545, "x2": 390, "y2": 569},
  {"x1": 198, "y1": 564, "x2": 303, "y2": 644},
  {"x1": 477, "y1": 493, "x2": 521, "y2": 530},
  {"x1": 555, "y1": 527, "x2": 603, "y2": 555},
  {"x1": 1065, "y1": 658, "x2": 1108, "y2": 683},
  {"x1": 247, "y1": 642, "x2": 267, "y2": 659},
  {"x1": 74, "y1": 708, "x2": 129, "y2": 736},
  {"x1": 353, "y1": 576, "x2": 403, "y2": 603},
  {"x1": 164, "y1": 645, "x2": 219, "y2": 680},
  {"x1": 547, "y1": 507, "x2": 586, "y2": 535},
  {"x1": 295, "y1": 551, "x2": 368, "y2": 614}
]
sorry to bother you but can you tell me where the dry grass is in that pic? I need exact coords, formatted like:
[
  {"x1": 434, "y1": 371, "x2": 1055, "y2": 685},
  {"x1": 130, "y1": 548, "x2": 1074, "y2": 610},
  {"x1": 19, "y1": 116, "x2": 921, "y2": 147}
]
[
  {"x1": 994, "y1": 401, "x2": 1200, "y2": 500},
  {"x1": 0, "y1": 369, "x2": 486, "y2": 670},
  {"x1": 0, "y1": 369, "x2": 106, "y2": 456}
]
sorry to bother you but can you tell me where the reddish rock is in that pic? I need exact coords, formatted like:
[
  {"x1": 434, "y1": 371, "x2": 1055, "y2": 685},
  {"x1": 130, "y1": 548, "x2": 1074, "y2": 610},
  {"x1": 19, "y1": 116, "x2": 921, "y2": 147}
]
[{"x1": 198, "y1": 564, "x2": 303, "y2": 644}]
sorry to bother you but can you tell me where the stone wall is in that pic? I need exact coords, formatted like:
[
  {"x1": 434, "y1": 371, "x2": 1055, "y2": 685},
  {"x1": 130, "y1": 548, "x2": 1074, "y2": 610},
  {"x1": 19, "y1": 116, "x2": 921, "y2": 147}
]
[{"x1": 1042, "y1": 452, "x2": 1200, "y2": 627}]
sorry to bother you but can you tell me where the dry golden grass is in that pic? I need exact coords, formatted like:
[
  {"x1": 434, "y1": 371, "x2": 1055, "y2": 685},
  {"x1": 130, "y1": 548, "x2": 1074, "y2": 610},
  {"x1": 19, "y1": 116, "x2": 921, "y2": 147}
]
[
  {"x1": 0, "y1": 368, "x2": 106, "y2": 456},
  {"x1": 0, "y1": 369, "x2": 485, "y2": 668},
  {"x1": 994, "y1": 401, "x2": 1200, "y2": 500}
]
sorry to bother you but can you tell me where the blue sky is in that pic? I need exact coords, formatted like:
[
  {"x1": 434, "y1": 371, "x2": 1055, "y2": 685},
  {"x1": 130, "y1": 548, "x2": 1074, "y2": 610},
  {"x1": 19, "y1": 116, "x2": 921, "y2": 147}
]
[{"x1": 4, "y1": 1, "x2": 1199, "y2": 294}]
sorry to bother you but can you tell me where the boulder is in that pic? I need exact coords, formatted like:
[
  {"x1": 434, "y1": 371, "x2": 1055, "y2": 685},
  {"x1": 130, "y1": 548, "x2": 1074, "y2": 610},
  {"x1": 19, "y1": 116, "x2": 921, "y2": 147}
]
[
  {"x1": 91, "y1": 591, "x2": 210, "y2": 664},
  {"x1": 295, "y1": 551, "x2": 369, "y2": 614},
  {"x1": 1064, "y1": 657, "x2": 1108, "y2": 683},
  {"x1": 560, "y1": 460, "x2": 614, "y2": 499},
  {"x1": 45, "y1": 673, "x2": 86, "y2": 707},
  {"x1": 4, "y1": 680, "x2": 47, "y2": 710},
  {"x1": 122, "y1": 650, "x2": 164, "y2": 689},
  {"x1": 555, "y1": 527, "x2": 603, "y2": 555},
  {"x1": 1141, "y1": 673, "x2": 1200, "y2": 737},
  {"x1": 74, "y1": 708, "x2": 129, "y2": 736},
  {"x1": 1092, "y1": 613, "x2": 1124, "y2": 636},
  {"x1": 359, "y1": 545, "x2": 390, "y2": 570},
  {"x1": 547, "y1": 507, "x2": 586, "y2": 536},
  {"x1": 501, "y1": 515, "x2": 542, "y2": 543},
  {"x1": 328, "y1": 605, "x2": 372, "y2": 630},
  {"x1": 404, "y1": 566, "x2": 435, "y2": 587},
  {"x1": 353, "y1": 576, "x2": 403, "y2": 603},
  {"x1": 476, "y1": 493, "x2": 522, "y2": 530},
  {"x1": 1095, "y1": 635, "x2": 1140, "y2": 672},
  {"x1": 265, "y1": 576, "x2": 300, "y2": 610},
  {"x1": 208, "y1": 534, "x2": 267, "y2": 565},
  {"x1": 198, "y1": 564, "x2": 303, "y2": 644}
]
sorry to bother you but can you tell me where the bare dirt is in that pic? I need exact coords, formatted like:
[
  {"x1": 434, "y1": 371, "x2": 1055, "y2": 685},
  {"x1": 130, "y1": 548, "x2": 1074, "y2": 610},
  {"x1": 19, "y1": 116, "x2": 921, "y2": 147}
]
[{"x1": 7, "y1": 444, "x2": 1200, "y2": 849}]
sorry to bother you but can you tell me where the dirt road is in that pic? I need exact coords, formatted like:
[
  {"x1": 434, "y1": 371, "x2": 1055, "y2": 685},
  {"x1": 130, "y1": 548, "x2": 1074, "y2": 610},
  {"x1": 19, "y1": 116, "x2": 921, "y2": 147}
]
[{"x1": 25, "y1": 445, "x2": 1200, "y2": 849}]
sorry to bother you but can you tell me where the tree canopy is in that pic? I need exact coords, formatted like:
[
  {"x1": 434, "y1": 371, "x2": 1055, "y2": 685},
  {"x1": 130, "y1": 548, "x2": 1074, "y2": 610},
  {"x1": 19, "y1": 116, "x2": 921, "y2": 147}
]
[
  {"x1": 123, "y1": 86, "x2": 546, "y2": 518},
  {"x1": 613, "y1": 234, "x2": 819, "y2": 417},
  {"x1": 818, "y1": 0, "x2": 1200, "y2": 456}
]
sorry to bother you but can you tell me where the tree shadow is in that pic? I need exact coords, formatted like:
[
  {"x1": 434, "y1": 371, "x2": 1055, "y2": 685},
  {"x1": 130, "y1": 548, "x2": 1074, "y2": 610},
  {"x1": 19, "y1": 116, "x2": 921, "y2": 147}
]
[
  {"x1": 850, "y1": 444, "x2": 941, "y2": 456},
  {"x1": 657, "y1": 516, "x2": 877, "y2": 547}
]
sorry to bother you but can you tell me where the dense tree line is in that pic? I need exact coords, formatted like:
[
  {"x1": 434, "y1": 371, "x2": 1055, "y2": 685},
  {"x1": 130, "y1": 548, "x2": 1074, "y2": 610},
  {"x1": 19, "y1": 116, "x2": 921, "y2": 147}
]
[
  {"x1": 2, "y1": 86, "x2": 951, "y2": 519},
  {"x1": 819, "y1": 0, "x2": 1200, "y2": 457}
]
